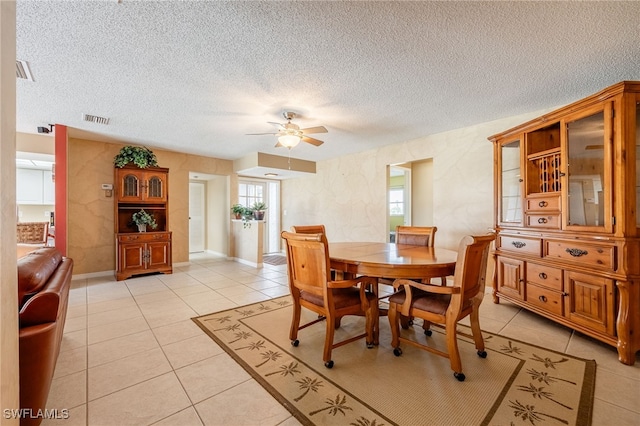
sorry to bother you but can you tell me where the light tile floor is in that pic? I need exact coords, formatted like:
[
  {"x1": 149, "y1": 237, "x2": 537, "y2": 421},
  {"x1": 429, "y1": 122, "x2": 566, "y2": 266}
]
[{"x1": 43, "y1": 252, "x2": 639, "y2": 425}]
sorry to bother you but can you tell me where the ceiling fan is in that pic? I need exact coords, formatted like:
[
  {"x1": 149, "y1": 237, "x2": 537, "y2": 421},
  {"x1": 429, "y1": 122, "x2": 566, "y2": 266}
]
[{"x1": 247, "y1": 112, "x2": 327, "y2": 148}]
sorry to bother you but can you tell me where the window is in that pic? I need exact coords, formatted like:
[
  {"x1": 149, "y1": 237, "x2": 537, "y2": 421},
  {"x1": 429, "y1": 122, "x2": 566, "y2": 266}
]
[
  {"x1": 389, "y1": 187, "x2": 404, "y2": 215},
  {"x1": 239, "y1": 182, "x2": 264, "y2": 208}
]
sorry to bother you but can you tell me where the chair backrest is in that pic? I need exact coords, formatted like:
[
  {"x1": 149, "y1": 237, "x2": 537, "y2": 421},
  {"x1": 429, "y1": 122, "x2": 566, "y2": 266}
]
[
  {"x1": 451, "y1": 234, "x2": 495, "y2": 302},
  {"x1": 291, "y1": 225, "x2": 326, "y2": 234},
  {"x1": 395, "y1": 226, "x2": 437, "y2": 247},
  {"x1": 17, "y1": 222, "x2": 49, "y2": 244},
  {"x1": 291, "y1": 225, "x2": 327, "y2": 243},
  {"x1": 281, "y1": 231, "x2": 331, "y2": 299}
]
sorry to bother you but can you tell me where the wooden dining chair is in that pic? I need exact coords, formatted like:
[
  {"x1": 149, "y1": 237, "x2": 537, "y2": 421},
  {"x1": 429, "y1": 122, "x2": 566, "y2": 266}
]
[
  {"x1": 394, "y1": 226, "x2": 445, "y2": 285},
  {"x1": 281, "y1": 231, "x2": 379, "y2": 368},
  {"x1": 388, "y1": 234, "x2": 495, "y2": 381},
  {"x1": 395, "y1": 226, "x2": 437, "y2": 246},
  {"x1": 17, "y1": 222, "x2": 49, "y2": 245},
  {"x1": 17, "y1": 222, "x2": 51, "y2": 259},
  {"x1": 291, "y1": 224, "x2": 327, "y2": 235}
]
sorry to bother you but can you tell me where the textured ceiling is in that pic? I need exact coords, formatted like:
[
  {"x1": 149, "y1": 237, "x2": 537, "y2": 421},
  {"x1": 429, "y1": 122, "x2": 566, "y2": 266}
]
[{"x1": 15, "y1": 1, "x2": 640, "y2": 164}]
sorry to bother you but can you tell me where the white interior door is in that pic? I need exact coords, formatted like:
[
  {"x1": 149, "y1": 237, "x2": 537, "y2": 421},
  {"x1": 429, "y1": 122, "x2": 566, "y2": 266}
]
[{"x1": 189, "y1": 182, "x2": 205, "y2": 253}]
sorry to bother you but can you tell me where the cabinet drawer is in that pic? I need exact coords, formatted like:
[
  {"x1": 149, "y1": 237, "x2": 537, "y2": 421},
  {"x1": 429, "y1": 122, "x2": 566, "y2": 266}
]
[
  {"x1": 118, "y1": 232, "x2": 171, "y2": 243},
  {"x1": 526, "y1": 214, "x2": 561, "y2": 229},
  {"x1": 544, "y1": 240, "x2": 615, "y2": 270},
  {"x1": 526, "y1": 283, "x2": 563, "y2": 316},
  {"x1": 526, "y1": 263, "x2": 562, "y2": 291},
  {"x1": 498, "y1": 236, "x2": 541, "y2": 257},
  {"x1": 525, "y1": 194, "x2": 560, "y2": 212}
]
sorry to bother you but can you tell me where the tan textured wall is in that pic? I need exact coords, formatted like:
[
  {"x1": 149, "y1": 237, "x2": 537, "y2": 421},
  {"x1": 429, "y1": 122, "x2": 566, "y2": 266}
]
[
  {"x1": 67, "y1": 137, "x2": 233, "y2": 275},
  {"x1": 282, "y1": 109, "x2": 552, "y2": 250},
  {"x1": 412, "y1": 159, "x2": 434, "y2": 227}
]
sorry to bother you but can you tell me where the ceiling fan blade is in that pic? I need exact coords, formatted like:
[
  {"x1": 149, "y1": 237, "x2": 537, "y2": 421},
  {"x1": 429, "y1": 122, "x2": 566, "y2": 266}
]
[
  {"x1": 246, "y1": 132, "x2": 279, "y2": 136},
  {"x1": 301, "y1": 135, "x2": 324, "y2": 146},
  {"x1": 274, "y1": 141, "x2": 284, "y2": 148},
  {"x1": 301, "y1": 126, "x2": 328, "y2": 134},
  {"x1": 268, "y1": 121, "x2": 285, "y2": 129}
]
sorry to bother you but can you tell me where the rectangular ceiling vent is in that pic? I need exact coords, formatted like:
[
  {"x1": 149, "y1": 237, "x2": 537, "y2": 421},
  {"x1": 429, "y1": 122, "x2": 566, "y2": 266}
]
[
  {"x1": 83, "y1": 114, "x2": 110, "y2": 125},
  {"x1": 16, "y1": 60, "x2": 34, "y2": 81}
]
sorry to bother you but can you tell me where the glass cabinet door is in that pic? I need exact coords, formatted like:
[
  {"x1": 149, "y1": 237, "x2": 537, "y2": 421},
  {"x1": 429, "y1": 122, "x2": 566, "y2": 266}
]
[
  {"x1": 564, "y1": 104, "x2": 611, "y2": 232},
  {"x1": 147, "y1": 176, "x2": 164, "y2": 199},
  {"x1": 123, "y1": 174, "x2": 140, "y2": 198},
  {"x1": 499, "y1": 139, "x2": 523, "y2": 225}
]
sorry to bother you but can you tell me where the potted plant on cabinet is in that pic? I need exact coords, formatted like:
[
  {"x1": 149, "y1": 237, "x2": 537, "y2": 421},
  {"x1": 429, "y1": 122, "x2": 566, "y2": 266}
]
[
  {"x1": 251, "y1": 201, "x2": 267, "y2": 220},
  {"x1": 113, "y1": 146, "x2": 158, "y2": 168},
  {"x1": 131, "y1": 209, "x2": 158, "y2": 232},
  {"x1": 232, "y1": 204, "x2": 245, "y2": 219}
]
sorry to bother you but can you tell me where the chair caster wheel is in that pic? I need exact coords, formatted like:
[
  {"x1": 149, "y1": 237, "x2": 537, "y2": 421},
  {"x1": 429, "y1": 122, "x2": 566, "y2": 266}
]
[
  {"x1": 324, "y1": 360, "x2": 334, "y2": 369},
  {"x1": 393, "y1": 348, "x2": 402, "y2": 357},
  {"x1": 424, "y1": 329, "x2": 432, "y2": 336},
  {"x1": 477, "y1": 350, "x2": 487, "y2": 358},
  {"x1": 291, "y1": 340, "x2": 299, "y2": 347},
  {"x1": 453, "y1": 372, "x2": 465, "y2": 382},
  {"x1": 366, "y1": 342, "x2": 374, "y2": 349},
  {"x1": 408, "y1": 320, "x2": 414, "y2": 326}
]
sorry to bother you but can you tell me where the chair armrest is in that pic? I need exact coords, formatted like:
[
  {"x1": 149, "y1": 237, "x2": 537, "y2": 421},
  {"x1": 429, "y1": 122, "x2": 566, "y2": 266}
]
[
  {"x1": 393, "y1": 279, "x2": 460, "y2": 295},
  {"x1": 19, "y1": 292, "x2": 60, "y2": 327},
  {"x1": 328, "y1": 276, "x2": 378, "y2": 311},
  {"x1": 327, "y1": 276, "x2": 378, "y2": 289}
]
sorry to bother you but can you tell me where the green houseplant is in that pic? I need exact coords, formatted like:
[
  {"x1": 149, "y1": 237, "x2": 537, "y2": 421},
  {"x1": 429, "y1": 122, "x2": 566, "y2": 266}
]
[
  {"x1": 114, "y1": 146, "x2": 159, "y2": 168},
  {"x1": 251, "y1": 201, "x2": 267, "y2": 220},
  {"x1": 131, "y1": 209, "x2": 158, "y2": 232},
  {"x1": 231, "y1": 204, "x2": 245, "y2": 219}
]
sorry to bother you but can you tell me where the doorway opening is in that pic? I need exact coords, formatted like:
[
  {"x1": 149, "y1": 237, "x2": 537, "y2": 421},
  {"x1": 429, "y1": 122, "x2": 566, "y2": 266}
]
[
  {"x1": 189, "y1": 172, "x2": 229, "y2": 256},
  {"x1": 387, "y1": 159, "x2": 434, "y2": 242},
  {"x1": 238, "y1": 178, "x2": 281, "y2": 254}
]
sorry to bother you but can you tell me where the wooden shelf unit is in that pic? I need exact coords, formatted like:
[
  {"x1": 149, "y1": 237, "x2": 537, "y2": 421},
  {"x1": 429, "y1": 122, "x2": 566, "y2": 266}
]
[
  {"x1": 490, "y1": 81, "x2": 640, "y2": 365},
  {"x1": 114, "y1": 165, "x2": 172, "y2": 281}
]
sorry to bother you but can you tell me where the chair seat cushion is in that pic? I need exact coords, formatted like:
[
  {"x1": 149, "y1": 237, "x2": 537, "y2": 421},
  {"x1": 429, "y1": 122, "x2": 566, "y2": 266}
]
[
  {"x1": 301, "y1": 287, "x2": 374, "y2": 310},
  {"x1": 389, "y1": 289, "x2": 472, "y2": 316}
]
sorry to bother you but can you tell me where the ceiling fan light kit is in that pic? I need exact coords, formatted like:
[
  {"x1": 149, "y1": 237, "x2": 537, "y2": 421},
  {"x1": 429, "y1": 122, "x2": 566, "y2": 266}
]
[
  {"x1": 278, "y1": 134, "x2": 301, "y2": 148},
  {"x1": 248, "y1": 111, "x2": 328, "y2": 149}
]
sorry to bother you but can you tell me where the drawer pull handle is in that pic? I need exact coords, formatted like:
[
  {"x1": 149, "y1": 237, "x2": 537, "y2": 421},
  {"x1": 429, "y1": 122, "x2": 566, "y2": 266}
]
[
  {"x1": 512, "y1": 241, "x2": 526, "y2": 248},
  {"x1": 538, "y1": 272, "x2": 547, "y2": 279},
  {"x1": 566, "y1": 248, "x2": 588, "y2": 257},
  {"x1": 538, "y1": 295, "x2": 547, "y2": 303},
  {"x1": 538, "y1": 201, "x2": 548, "y2": 207},
  {"x1": 538, "y1": 218, "x2": 547, "y2": 224}
]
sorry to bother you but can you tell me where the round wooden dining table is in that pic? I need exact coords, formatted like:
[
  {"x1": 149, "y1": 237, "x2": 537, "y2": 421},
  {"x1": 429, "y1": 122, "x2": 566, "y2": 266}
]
[
  {"x1": 328, "y1": 242, "x2": 458, "y2": 345},
  {"x1": 328, "y1": 242, "x2": 458, "y2": 280}
]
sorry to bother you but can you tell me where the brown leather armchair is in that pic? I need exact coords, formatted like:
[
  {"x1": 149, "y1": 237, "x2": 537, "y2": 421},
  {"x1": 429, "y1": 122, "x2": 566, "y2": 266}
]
[{"x1": 18, "y1": 248, "x2": 74, "y2": 426}]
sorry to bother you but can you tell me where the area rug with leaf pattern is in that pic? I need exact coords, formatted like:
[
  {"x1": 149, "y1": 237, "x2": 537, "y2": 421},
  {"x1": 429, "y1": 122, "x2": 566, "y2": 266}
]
[{"x1": 192, "y1": 296, "x2": 595, "y2": 426}]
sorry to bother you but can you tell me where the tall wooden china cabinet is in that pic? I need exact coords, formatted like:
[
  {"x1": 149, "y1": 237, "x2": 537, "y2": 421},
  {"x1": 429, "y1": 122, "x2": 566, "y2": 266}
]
[
  {"x1": 114, "y1": 165, "x2": 172, "y2": 281},
  {"x1": 490, "y1": 81, "x2": 640, "y2": 365}
]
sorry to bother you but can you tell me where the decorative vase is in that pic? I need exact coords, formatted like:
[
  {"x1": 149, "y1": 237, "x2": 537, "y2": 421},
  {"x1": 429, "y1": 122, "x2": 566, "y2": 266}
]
[
  {"x1": 253, "y1": 211, "x2": 265, "y2": 221},
  {"x1": 137, "y1": 224, "x2": 147, "y2": 232}
]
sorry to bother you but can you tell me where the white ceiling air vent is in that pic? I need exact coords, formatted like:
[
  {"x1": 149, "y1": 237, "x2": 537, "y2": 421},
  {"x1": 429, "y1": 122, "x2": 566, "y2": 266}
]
[
  {"x1": 83, "y1": 114, "x2": 110, "y2": 125},
  {"x1": 16, "y1": 60, "x2": 34, "y2": 81}
]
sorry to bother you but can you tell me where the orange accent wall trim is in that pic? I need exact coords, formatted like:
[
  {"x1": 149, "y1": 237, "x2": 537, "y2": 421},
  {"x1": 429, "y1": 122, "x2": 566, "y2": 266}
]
[{"x1": 54, "y1": 125, "x2": 67, "y2": 256}]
